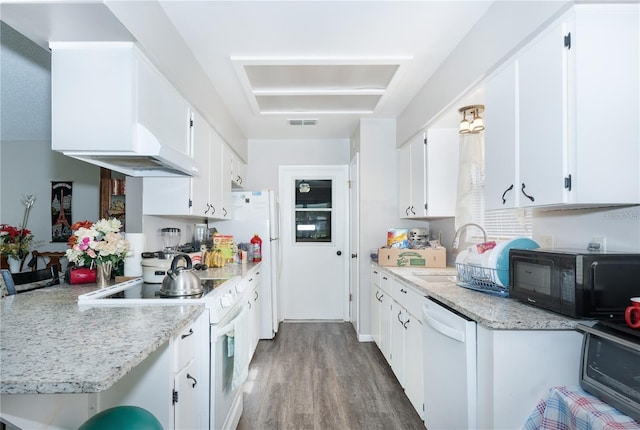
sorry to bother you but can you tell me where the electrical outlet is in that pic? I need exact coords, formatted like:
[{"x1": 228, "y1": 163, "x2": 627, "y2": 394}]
[
  {"x1": 591, "y1": 236, "x2": 606, "y2": 252},
  {"x1": 539, "y1": 235, "x2": 554, "y2": 249}
]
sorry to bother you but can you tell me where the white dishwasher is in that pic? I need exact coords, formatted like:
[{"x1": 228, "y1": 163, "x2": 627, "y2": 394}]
[{"x1": 422, "y1": 297, "x2": 477, "y2": 430}]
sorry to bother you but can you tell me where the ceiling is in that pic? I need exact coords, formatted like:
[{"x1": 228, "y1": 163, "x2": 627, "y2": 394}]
[{"x1": 0, "y1": 1, "x2": 493, "y2": 140}]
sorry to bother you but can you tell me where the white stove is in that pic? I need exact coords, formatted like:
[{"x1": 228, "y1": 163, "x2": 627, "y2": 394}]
[
  {"x1": 77, "y1": 275, "x2": 243, "y2": 324},
  {"x1": 78, "y1": 273, "x2": 252, "y2": 428}
]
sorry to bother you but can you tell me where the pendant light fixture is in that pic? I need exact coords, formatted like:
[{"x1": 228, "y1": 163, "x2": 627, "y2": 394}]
[{"x1": 458, "y1": 104, "x2": 485, "y2": 134}]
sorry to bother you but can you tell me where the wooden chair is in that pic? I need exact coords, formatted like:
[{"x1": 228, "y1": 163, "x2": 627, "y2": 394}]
[
  {"x1": 28, "y1": 251, "x2": 67, "y2": 272},
  {"x1": 1, "y1": 266, "x2": 60, "y2": 296}
]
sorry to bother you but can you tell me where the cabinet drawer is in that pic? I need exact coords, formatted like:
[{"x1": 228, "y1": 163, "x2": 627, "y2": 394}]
[
  {"x1": 174, "y1": 323, "x2": 197, "y2": 372},
  {"x1": 380, "y1": 272, "x2": 393, "y2": 294},
  {"x1": 392, "y1": 280, "x2": 424, "y2": 318},
  {"x1": 371, "y1": 266, "x2": 381, "y2": 287}
]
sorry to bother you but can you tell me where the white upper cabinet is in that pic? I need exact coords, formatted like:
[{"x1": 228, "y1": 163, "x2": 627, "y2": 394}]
[
  {"x1": 399, "y1": 129, "x2": 458, "y2": 218},
  {"x1": 231, "y1": 154, "x2": 247, "y2": 190},
  {"x1": 484, "y1": 62, "x2": 518, "y2": 209},
  {"x1": 143, "y1": 110, "x2": 230, "y2": 220},
  {"x1": 425, "y1": 128, "x2": 459, "y2": 217},
  {"x1": 484, "y1": 3, "x2": 639, "y2": 209},
  {"x1": 50, "y1": 42, "x2": 197, "y2": 177},
  {"x1": 398, "y1": 142, "x2": 415, "y2": 217}
]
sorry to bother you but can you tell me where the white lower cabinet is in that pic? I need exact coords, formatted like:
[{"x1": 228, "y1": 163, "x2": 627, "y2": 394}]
[
  {"x1": 173, "y1": 360, "x2": 198, "y2": 430},
  {"x1": 379, "y1": 272, "x2": 393, "y2": 363},
  {"x1": 172, "y1": 312, "x2": 208, "y2": 430},
  {"x1": 476, "y1": 326, "x2": 583, "y2": 429},
  {"x1": 373, "y1": 267, "x2": 424, "y2": 418},
  {"x1": 370, "y1": 266, "x2": 382, "y2": 345},
  {"x1": 247, "y1": 272, "x2": 262, "y2": 357}
]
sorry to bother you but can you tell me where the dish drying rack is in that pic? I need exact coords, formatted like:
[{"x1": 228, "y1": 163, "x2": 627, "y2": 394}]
[{"x1": 455, "y1": 263, "x2": 509, "y2": 297}]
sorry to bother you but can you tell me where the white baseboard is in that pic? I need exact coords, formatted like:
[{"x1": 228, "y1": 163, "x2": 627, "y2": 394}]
[{"x1": 358, "y1": 334, "x2": 374, "y2": 342}]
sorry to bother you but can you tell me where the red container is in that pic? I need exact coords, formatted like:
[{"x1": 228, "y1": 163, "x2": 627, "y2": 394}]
[
  {"x1": 69, "y1": 267, "x2": 97, "y2": 284},
  {"x1": 250, "y1": 234, "x2": 262, "y2": 262}
]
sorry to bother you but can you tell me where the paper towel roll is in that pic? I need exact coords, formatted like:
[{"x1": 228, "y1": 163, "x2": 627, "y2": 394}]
[{"x1": 124, "y1": 233, "x2": 145, "y2": 276}]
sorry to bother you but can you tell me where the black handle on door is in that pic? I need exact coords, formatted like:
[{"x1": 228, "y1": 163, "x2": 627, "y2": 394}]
[
  {"x1": 521, "y1": 183, "x2": 535, "y2": 202},
  {"x1": 187, "y1": 373, "x2": 197, "y2": 388},
  {"x1": 501, "y1": 184, "x2": 514, "y2": 204},
  {"x1": 337, "y1": 251, "x2": 342, "y2": 256}
]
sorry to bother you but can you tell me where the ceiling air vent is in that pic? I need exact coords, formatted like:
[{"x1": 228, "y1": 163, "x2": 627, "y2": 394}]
[{"x1": 288, "y1": 119, "x2": 318, "y2": 126}]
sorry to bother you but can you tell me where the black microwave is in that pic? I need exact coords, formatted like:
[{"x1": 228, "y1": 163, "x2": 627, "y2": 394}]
[{"x1": 509, "y1": 248, "x2": 640, "y2": 319}]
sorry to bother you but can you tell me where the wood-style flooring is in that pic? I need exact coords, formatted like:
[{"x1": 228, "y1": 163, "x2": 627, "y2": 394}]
[{"x1": 237, "y1": 322, "x2": 425, "y2": 430}]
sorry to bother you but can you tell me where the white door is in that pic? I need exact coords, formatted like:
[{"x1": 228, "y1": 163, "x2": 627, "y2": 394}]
[
  {"x1": 349, "y1": 154, "x2": 360, "y2": 330},
  {"x1": 279, "y1": 165, "x2": 349, "y2": 320}
]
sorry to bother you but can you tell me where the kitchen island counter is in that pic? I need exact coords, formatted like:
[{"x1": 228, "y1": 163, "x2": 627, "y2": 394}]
[
  {"x1": 0, "y1": 282, "x2": 204, "y2": 395},
  {"x1": 377, "y1": 264, "x2": 583, "y2": 330}
]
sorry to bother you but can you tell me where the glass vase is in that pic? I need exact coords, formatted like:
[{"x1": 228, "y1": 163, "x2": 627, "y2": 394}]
[
  {"x1": 96, "y1": 261, "x2": 113, "y2": 288},
  {"x1": 7, "y1": 256, "x2": 22, "y2": 273}
]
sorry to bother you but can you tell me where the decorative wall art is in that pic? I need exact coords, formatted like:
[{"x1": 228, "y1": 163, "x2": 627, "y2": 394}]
[{"x1": 51, "y1": 181, "x2": 73, "y2": 242}]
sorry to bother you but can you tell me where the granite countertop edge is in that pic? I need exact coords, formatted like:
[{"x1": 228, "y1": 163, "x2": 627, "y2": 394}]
[
  {"x1": 0, "y1": 284, "x2": 206, "y2": 395},
  {"x1": 376, "y1": 263, "x2": 584, "y2": 330}
]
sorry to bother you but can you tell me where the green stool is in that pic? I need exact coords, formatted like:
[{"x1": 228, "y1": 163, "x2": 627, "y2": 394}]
[{"x1": 78, "y1": 406, "x2": 163, "y2": 430}]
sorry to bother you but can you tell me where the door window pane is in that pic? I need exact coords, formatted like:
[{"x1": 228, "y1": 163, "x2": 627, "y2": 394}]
[{"x1": 295, "y1": 179, "x2": 332, "y2": 242}]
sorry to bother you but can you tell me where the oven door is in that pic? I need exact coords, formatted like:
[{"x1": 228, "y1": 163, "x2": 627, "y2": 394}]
[{"x1": 211, "y1": 300, "x2": 250, "y2": 430}]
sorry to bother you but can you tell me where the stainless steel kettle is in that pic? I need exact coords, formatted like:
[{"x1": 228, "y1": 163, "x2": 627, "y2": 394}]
[{"x1": 159, "y1": 254, "x2": 203, "y2": 297}]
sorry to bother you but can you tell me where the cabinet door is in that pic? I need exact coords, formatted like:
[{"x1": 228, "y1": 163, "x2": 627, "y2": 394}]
[
  {"x1": 174, "y1": 360, "x2": 197, "y2": 430},
  {"x1": 572, "y1": 4, "x2": 640, "y2": 205},
  {"x1": 231, "y1": 154, "x2": 247, "y2": 190},
  {"x1": 390, "y1": 301, "x2": 406, "y2": 384},
  {"x1": 370, "y1": 284, "x2": 381, "y2": 345},
  {"x1": 190, "y1": 110, "x2": 211, "y2": 217},
  {"x1": 379, "y1": 283, "x2": 392, "y2": 363},
  {"x1": 518, "y1": 21, "x2": 568, "y2": 207},
  {"x1": 410, "y1": 137, "x2": 427, "y2": 217},
  {"x1": 484, "y1": 62, "x2": 518, "y2": 210},
  {"x1": 398, "y1": 143, "x2": 412, "y2": 217},
  {"x1": 142, "y1": 177, "x2": 193, "y2": 215},
  {"x1": 404, "y1": 311, "x2": 424, "y2": 418},
  {"x1": 250, "y1": 282, "x2": 261, "y2": 357},
  {"x1": 220, "y1": 145, "x2": 234, "y2": 219},
  {"x1": 425, "y1": 128, "x2": 458, "y2": 217},
  {"x1": 136, "y1": 51, "x2": 191, "y2": 156},
  {"x1": 207, "y1": 131, "x2": 225, "y2": 218}
]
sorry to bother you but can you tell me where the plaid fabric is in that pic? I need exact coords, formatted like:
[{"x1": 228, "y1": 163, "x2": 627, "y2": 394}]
[{"x1": 523, "y1": 386, "x2": 640, "y2": 430}]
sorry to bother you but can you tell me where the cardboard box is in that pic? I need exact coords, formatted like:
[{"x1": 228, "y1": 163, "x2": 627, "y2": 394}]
[{"x1": 377, "y1": 247, "x2": 447, "y2": 268}]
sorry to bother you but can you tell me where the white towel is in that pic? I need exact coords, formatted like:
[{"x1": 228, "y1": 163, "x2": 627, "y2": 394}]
[{"x1": 231, "y1": 306, "x2": 250, "y2": 391}]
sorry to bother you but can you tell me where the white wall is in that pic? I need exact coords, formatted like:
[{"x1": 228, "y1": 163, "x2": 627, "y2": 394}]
[
  {"x1": 245, "y1": 139, "x2": 351, "y2": 193},
  {"x1": 1, "y1": 22, "x2": 101, "y2": 253},
  {"x1": 397, "y1": 1, "x2": 571, "y2": 145},
  {"x1": 533, "y1": 206, "x2": 640, "y2": 252},
  {"x1": 353, "y1": 119, "x2": 431, "y2": 337}
]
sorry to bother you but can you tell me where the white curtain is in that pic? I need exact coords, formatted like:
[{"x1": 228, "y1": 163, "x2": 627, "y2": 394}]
[{"x1": 455, "y1": 132, "x2": 485, "y2": 244}]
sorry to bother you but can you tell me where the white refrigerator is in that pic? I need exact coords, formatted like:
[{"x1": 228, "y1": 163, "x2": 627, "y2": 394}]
[{"x1": 212, "y1": 190, "x2": 280, "y2": 339}]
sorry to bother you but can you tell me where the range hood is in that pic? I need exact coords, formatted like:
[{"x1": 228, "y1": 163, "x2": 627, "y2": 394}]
[{"x1": 58, "y1": 124, "x2": 200, "y2": 178}]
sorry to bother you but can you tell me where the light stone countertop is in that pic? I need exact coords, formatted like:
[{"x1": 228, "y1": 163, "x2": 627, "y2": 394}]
[
  {"x1": 0, "y1": 283, "x2": 204, "y2": 395},
  {"x1": 377, "y1": 264, "x2": 584, "y2": 330}
]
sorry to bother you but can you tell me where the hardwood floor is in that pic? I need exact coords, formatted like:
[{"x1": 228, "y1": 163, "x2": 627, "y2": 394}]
[{"x1": 237, "y1": 322, "x2": 425, "y2": 430}]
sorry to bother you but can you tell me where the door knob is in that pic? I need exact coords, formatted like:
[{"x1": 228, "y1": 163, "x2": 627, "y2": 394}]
[{"x1": 336, "y1": 251, "x2": 342, "y2": 256}]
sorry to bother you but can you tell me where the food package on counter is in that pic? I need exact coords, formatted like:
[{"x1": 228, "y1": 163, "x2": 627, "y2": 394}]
[
  {"x1": 378, "y1": 246, "x2": 447, "y2": 268},
  {"x1": 387, "y1": 228, "x2": 409, "y2": 248},
  {"x1": 212, "y1": 234, "x2": 236, "y2": 263}
]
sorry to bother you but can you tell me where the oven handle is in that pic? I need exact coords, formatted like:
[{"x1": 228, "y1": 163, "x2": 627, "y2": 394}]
[{"x1": 215, "y1": 303, "x2": 249, "y2": 338}]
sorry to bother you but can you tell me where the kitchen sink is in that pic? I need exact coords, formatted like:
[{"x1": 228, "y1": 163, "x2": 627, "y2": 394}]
[{"x1": 410, "y1": 274, "x2": 457, "y2": 283}]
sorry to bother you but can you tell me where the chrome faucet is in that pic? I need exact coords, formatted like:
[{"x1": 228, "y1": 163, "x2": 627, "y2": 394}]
[{"x1": 451, "y1": 223, "x2": 487, "y2": 249}]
